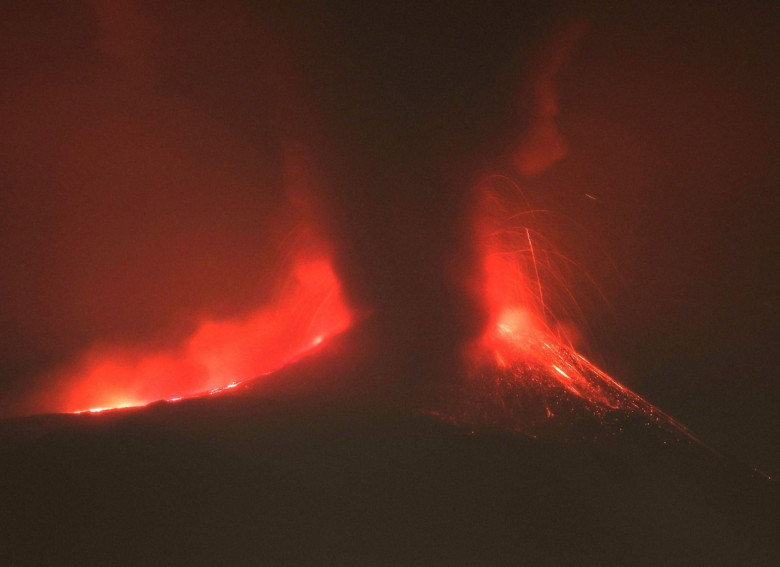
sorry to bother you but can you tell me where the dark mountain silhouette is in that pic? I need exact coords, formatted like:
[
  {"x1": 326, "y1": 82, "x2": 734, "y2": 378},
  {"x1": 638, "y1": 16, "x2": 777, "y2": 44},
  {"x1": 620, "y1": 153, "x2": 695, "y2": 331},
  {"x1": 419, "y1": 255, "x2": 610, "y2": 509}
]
[{"x1": 1, "y1": 327, "x2": 777, "y2": 566}]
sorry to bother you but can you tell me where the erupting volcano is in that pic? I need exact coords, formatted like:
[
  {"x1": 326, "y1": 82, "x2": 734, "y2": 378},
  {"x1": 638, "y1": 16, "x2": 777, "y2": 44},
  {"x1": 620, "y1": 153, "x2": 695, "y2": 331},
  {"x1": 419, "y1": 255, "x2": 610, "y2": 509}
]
[
  {"x1": 446, "y1": 175, "x2": 705, "y2": 443},
  {"x1": 2, "y1": 2, "x2": 778, "y2": 565},
  {"x1": 33, "y1": 157, "x2": 698, "y2": 447},
  {"x1": 12, "y1": 5, "x2": 698, "y2": 453}
]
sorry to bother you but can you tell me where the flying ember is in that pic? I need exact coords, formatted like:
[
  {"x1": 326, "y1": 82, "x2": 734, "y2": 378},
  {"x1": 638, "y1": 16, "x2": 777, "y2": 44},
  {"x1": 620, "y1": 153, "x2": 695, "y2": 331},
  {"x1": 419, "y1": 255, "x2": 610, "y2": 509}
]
[{"x1": 449, "y1": 174, "x2": 704, "y2": 444}]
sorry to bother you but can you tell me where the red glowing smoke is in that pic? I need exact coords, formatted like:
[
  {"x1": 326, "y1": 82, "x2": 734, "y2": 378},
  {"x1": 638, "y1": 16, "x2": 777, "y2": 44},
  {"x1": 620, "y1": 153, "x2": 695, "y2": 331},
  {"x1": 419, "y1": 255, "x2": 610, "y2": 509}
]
[
  {"x1": 0, "y1": 0, "x2": 358, "y2": 416},
  {"x1": 54, "y1": 257, "x2": 351, "y2": 414}
]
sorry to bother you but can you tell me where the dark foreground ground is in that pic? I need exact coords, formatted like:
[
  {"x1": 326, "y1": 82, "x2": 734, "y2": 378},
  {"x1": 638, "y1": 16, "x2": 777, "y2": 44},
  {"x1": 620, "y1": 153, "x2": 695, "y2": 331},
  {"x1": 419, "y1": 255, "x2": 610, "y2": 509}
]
[{"x1": 1, "y1": 389, "x2": 777, "y2": 566}]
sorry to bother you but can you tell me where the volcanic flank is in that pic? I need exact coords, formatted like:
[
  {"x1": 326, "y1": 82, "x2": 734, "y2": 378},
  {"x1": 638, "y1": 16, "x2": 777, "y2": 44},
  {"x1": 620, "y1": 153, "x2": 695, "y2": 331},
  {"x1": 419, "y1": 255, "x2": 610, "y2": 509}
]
[{"x1": 1, "y1": 1, "x2": 779, "y2": 565}]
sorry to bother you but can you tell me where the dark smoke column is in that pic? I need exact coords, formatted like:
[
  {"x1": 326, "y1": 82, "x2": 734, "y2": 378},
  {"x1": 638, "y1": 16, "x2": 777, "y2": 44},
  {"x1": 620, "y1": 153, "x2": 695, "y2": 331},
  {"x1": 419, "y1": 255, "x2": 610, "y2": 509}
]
[{"x1": 275, "y1": 2, "x2": 565, "y2": 404}]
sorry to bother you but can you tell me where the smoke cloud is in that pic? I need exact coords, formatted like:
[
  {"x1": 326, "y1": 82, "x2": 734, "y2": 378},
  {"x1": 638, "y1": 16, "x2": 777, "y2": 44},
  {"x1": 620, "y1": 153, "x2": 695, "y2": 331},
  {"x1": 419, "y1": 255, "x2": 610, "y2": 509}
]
[{"x1": 512, "y1": 21, "x2": 587, "y2": 177}]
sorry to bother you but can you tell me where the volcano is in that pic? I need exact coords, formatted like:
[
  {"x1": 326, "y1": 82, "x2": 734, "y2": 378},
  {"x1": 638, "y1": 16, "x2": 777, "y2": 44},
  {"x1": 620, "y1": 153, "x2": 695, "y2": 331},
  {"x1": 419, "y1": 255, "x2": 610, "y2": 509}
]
[{"x1": 2, "y1": 1, "x2": 779, "y2": 564}]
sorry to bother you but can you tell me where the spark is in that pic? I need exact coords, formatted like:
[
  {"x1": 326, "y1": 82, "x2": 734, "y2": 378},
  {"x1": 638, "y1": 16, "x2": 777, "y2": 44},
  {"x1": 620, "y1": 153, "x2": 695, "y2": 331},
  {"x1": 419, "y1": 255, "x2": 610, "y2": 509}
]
[
  {"x1": 526, "y1": 228, "x2": 545, "y2": 320},
  {"x1": 551, "y1": 365, "x2": 570, "y2": 380},
  {"x1": 464, "y1": 174, "x2": 716, "y2": 449}
]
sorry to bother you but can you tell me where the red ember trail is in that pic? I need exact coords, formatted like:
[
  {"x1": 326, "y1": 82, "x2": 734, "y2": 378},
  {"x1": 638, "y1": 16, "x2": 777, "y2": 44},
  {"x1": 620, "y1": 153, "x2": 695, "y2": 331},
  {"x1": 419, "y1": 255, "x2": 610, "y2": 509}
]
[{"x1": 452, "y1": 175, "x2": 706, "y2": 444}]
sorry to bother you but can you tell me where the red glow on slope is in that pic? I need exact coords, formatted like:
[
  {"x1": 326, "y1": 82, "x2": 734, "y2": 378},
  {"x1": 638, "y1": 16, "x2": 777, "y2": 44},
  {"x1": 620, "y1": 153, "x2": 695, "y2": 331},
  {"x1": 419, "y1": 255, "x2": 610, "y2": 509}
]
[
  {"x1": 460, "y1": 177, "x2": 708, "y2": 449},
  {"x1": 471, "y1": 178, "x2": 657, "y2": 412},
  {"x1": 477, "y1": 239, "x2": 617, "y2": 408},
  {"x1": 474, "y1": 181, "x2": 558, "y2": 364},
  {"x1": 59, "y1": 258, "x2": 351, "y2": 414}
]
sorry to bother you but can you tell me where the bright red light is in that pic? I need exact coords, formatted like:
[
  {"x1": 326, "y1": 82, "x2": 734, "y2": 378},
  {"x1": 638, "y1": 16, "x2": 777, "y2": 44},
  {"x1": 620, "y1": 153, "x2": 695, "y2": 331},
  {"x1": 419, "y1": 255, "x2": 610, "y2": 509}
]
[
  {"x1": 57, "y1": 257, "x2": 351, "y2": 414},
  {"x1": 465, "y1": 176, "x2": 704, "y2": 443}
]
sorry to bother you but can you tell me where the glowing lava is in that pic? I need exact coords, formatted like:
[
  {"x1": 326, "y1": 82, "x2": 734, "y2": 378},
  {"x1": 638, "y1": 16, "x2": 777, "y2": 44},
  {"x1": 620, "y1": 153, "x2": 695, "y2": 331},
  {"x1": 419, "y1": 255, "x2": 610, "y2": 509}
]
[
  {"x1": 57, "y1": 257, "x2": 352, "y2": 414},
  {"x1": 461, "y1": 175, "x2": 703, "y2": 442}
]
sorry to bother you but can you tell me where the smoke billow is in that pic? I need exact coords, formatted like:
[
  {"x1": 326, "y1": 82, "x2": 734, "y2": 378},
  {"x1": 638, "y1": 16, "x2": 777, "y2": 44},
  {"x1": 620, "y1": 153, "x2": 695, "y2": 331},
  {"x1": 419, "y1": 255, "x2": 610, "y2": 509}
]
[{"x1": 512, "y1": 21, "x2": 587, "y2": 177}]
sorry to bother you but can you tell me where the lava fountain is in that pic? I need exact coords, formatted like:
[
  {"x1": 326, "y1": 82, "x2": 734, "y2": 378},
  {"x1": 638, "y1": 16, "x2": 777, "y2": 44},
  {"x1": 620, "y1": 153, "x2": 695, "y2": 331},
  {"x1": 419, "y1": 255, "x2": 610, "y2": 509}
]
[{"x1": 443, "y1": 174, "x2": 704, "y2": 445}]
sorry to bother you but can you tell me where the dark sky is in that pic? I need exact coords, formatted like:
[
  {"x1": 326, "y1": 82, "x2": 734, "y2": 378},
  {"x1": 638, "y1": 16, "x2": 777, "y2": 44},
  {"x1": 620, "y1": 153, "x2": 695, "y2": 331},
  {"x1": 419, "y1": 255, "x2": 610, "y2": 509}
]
[
  {"x1": 1, "y1": 1, "x2": 778, "y2": 472},
  {"x1": 540, "y1": 2, "x2": 780, "y2": 474}
]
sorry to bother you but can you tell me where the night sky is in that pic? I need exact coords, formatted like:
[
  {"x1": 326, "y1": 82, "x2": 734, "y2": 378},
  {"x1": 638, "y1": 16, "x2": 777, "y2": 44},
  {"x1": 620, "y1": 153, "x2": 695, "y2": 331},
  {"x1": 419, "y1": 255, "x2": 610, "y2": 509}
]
[{"x1": 1, "y1": 1, "x2": 778, "y2": 473}]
